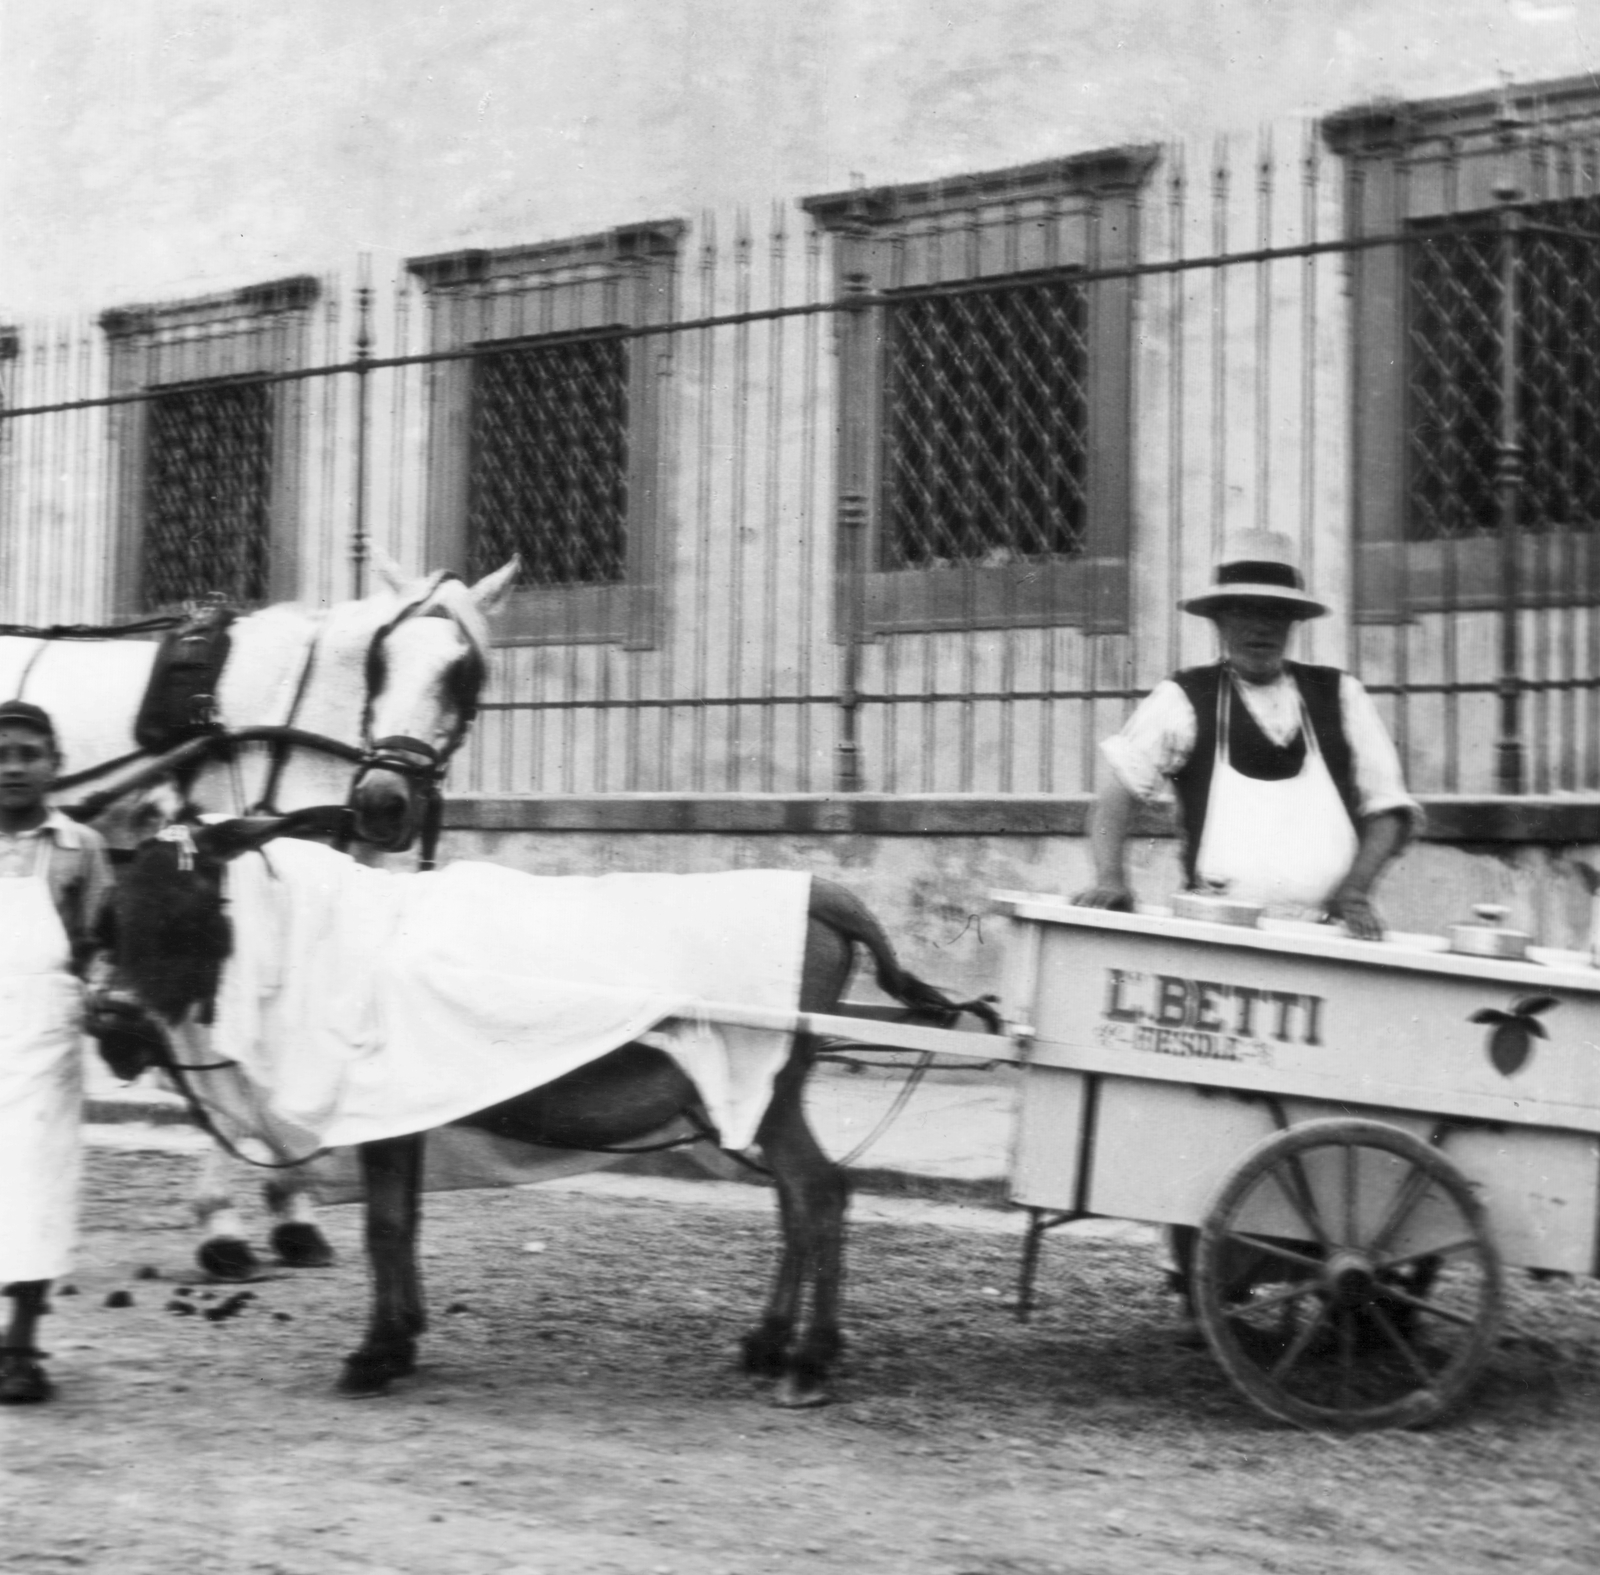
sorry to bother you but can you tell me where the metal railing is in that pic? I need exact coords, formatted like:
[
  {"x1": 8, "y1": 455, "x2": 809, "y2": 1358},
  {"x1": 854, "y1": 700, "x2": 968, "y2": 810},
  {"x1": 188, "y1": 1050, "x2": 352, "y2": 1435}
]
[{"x1": 2, "y1": 122, "x2": 1598, "y2": 799}]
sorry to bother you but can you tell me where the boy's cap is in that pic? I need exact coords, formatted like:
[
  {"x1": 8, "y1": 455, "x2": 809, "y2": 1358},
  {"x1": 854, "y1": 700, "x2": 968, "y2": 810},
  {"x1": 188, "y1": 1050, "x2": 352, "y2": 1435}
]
[{"x1": 0, "y1": 699, "x2": 57, "y2": 740}]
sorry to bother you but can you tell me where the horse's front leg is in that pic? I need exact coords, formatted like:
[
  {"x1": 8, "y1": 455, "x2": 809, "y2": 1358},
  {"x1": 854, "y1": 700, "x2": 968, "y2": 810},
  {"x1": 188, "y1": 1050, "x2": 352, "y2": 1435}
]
[
  {"x1": 263, "y1": 1167, "x2": 335, "y2": 1268},
  {"x1": 339, "y1": 1133, "x2": 427, "y2": 1396},
  {"x1": 193, "y1": 1144, "x2": 263, "y2": 1282},
  {"x1": 749, "y1": 1045, "x2": 848, "y2": 1408}
]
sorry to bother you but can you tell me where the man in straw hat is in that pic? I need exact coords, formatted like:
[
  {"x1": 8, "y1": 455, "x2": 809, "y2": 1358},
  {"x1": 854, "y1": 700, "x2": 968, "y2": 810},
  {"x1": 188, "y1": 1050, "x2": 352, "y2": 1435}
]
[{"x1": 1075, "y1": 531, "x2": 1421, "y2": 937}]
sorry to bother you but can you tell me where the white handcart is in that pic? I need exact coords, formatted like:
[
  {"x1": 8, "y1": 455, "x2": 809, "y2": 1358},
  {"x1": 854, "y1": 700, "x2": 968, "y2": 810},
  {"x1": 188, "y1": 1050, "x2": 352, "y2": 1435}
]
[{"x1": 989, "y1": 895, "x2": 1600, "y2": 1430}]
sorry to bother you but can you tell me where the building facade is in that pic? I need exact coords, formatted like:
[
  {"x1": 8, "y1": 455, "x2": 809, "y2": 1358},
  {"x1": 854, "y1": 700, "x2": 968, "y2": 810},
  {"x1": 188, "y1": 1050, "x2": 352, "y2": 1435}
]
[{"x1": 3, "y1": 2, "x2": 1599, "y2": 981}]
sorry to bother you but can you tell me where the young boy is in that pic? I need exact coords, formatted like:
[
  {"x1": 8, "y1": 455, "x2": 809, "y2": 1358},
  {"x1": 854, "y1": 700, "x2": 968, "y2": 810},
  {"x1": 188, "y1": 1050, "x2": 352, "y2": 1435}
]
[{"x1": 0, "y1": 699, "x2": 114, "y2": 1404}]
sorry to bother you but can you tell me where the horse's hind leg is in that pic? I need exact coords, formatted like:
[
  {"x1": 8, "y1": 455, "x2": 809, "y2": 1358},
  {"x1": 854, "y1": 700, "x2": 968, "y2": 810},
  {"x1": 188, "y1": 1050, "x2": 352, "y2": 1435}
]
[
  {"x1": 340, "y1": 1134, "x2": 427, "y2": 1396},
  {"x1": 264, "y1": 1167, "x2": 335, "y2": 1268},
  {"x1": 750, "y1": 1043, "x2": 849, "y2": 1408},
  {"x1": 741, "y1": 1138, "x2": 804, "y2": 1381}
]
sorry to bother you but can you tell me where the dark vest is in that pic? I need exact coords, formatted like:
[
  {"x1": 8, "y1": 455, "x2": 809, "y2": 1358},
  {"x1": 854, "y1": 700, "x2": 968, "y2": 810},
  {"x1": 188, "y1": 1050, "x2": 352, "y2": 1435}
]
[{"x1": 1170, "y1": 661, "x2": 1359, "y2": 887}]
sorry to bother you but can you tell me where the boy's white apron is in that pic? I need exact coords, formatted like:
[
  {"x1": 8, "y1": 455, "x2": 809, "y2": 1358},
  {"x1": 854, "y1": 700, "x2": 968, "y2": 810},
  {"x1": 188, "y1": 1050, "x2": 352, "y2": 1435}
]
[
  {"x1": 1194, "y1": 678, "x2": 1359, "y2": 913},
  {"x1": 0, "y1": 843, "x2": 82, "y2": 1283}
]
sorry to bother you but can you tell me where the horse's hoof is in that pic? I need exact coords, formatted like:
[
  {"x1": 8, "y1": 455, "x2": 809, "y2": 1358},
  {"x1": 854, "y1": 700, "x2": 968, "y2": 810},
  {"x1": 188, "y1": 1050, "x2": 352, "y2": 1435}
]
[
  {"x1": 337, "y1": 1348, "x2": 415, "y2": 1396},
  {"x1": 773, "y1": 1374, "x2": 831, "y2": 1409},
  {"x1": 270, "y1": 1222, "x2": 335, "y2": 1268},
  {"x1": 740, "y1": 1325, "x2": 789, "y2": 1379},
  {"x1": 197, "y1": 1236, "x2": 260, "y2": 1282},
  {"x1": 0, "y1": 1353, "x2": 53, "y2": 1405}
]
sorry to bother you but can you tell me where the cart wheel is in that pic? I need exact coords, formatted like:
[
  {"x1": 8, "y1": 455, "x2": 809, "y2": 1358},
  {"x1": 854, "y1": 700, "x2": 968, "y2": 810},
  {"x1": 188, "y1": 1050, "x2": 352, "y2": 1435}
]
[{"x1": 1194, "y1": 1117, "x2": 1503, "y2": 1431}]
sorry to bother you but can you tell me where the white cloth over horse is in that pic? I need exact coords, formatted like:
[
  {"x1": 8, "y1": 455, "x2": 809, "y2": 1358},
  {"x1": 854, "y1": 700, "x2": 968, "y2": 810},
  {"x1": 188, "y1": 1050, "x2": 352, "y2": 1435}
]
[
  {"x1": 0, "y1": 845, "x2": 84, "y2": 1282},
  {"x1": 178, "y1": 839, "x2": 811, "y2": 1155}
]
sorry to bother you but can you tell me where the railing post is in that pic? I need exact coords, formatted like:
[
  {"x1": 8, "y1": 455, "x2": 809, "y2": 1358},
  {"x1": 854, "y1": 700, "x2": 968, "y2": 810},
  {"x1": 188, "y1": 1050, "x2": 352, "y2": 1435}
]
[
  {"x1": 833, "y1": 224, "x2": 874, "y2": 794},
  {"x1": 1493, "y1": 98, "x2": 1526, "y2": 796},
  {"x1": 349, "y1": 254, "x2": 374, "y2": 599}
]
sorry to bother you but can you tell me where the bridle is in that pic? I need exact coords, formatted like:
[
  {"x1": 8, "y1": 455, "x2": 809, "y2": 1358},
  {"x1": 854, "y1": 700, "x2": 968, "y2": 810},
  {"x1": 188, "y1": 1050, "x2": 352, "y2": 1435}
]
[
  {"x1": 348, "y1": 571, "x2": 487, "y2": 869},
  {"x1": 55, "y1": 577, "x2": 488, "y2": 856},
  {"x1": 243, "y1": 571, "x2": 485, "y2": 867}
]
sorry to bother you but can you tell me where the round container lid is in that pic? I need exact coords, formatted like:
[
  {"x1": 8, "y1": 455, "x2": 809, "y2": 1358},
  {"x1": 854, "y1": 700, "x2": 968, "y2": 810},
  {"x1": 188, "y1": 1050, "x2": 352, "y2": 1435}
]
[
  {"x1": 1170, "y1": 891, "x2": 1265, "y2": 928},
  {"x1": 1447, "y1": 904, "x2": 1531, "y2": 959}
]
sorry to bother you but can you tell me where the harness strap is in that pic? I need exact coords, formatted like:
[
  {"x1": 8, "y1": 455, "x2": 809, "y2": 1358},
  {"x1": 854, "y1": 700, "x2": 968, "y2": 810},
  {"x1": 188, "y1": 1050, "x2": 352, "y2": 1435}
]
[
  {"x1": 11, "y1": 640, "x2": 49, "y2": 701},
  {"x1": 252, "y1": 619, "x2": 325, "y2": 815}
]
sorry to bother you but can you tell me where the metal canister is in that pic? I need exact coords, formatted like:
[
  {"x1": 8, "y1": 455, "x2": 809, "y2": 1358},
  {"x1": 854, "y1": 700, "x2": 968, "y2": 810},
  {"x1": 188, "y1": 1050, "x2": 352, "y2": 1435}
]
[
  {"x1": 1170, "y1": 891, "x2": 1265, "y2": 928},
  {"x1": 1447, "y1": 904, "x2": 1531, "y2": 960}
]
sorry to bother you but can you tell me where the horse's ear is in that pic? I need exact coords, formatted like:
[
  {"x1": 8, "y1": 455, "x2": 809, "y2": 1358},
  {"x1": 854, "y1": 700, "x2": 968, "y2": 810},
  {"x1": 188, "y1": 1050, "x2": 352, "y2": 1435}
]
[
  {"x1": 370, "y1": 547, "x2": 409, "y2": 594},
  {"x1": 469, "y1": 557, "x2": 520, "y2": 617}
]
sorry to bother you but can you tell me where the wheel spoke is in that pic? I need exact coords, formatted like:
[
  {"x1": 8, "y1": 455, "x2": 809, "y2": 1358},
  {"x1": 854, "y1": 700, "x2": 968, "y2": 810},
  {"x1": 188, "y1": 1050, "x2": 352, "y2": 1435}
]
[
  {"x1": 1220, "y1": 1230, "x2": 1324, "y2": 1273},
  {"x1": 1269, "y1": 1299, "x2": 1332, "y2": 1382},
  {"x1": 1336, "y1": 1306, "x2": 1356, "y2": 1416},
  {"x1": 1221, "y1": 1278, "x2": 1319, "y2": 1317},
  {"x1": 1343, "y1": 1139, "x2": 1358, "y2": 1249},
  {"x1": 1268, "y1": 1162, "x2": 1332, "y2": 1249},
  {"x1": 1375, "y1": 1238, "x2": 1480, "y2": 1275},
  {"x1": 1378, "y1": 1284, "x2": 1483, "y2": 1331},
  {"x1": 1367, "y1": 1163, "x2": 1435, "y2": 1258},
  {"x1": 1364, "y1": 1301, "x2": 1440, "y2": 1388}
]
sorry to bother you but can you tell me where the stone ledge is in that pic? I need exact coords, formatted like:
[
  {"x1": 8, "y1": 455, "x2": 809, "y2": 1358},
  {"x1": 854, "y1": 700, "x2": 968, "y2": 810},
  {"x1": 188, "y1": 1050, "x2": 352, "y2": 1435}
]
[{"x1": 442, "y1": 793, "x2": 1600, "y2": 845}]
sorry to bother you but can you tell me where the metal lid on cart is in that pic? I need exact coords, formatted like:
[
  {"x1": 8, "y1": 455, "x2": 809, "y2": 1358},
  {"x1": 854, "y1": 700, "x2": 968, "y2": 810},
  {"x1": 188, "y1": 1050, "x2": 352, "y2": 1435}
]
[
  {"x1": 1169, "y1": 891, "x2": 1264, "y2": 928},
  {"x1": 1447, "y1": 904, "x2": 1531, "y2": 960}
]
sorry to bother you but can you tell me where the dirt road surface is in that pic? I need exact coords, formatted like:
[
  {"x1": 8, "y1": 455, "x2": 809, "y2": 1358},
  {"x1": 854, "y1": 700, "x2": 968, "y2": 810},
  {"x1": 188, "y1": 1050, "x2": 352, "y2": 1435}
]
[{"x1": 3, "y1": 1146, "x2": 1596, "y2": 1575}]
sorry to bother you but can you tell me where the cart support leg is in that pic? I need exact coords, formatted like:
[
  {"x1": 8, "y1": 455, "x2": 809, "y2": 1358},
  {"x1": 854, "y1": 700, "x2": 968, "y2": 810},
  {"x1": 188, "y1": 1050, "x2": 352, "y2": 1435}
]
[{"x1": 1016, "y1": 1209, "x2": 1048, "y2": 1323}]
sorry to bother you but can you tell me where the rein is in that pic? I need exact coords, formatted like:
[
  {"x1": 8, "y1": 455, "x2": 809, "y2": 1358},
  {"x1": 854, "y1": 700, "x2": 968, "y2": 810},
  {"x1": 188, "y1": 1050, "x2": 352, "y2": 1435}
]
[
  {"x1": 250, "y1": 615, "x2": 327, "y2": 816},
  {"x1": 154, "y1": 1031, "x2": 328, "y2": 1174}
]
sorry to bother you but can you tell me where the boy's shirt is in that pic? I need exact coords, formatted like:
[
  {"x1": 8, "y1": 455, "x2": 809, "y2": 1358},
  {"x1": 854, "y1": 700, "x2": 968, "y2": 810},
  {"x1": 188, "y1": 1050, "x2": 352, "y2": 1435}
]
[{"x1": 0, "y1": 809, "x2": 115, "y2": 984}]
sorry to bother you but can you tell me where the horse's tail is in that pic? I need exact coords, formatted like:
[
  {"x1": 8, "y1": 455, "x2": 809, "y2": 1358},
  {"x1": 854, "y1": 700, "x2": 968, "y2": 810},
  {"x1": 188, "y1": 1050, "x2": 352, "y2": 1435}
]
[{"x1": 809, "y1": 879, "x2": 1001, "y2": 1032}]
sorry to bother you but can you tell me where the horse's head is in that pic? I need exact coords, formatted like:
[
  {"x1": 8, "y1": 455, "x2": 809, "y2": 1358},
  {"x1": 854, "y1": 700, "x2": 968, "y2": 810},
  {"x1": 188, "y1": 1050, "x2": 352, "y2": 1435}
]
[{"x1": 347, "y1": 556, "x2": 517, "y2": 851}]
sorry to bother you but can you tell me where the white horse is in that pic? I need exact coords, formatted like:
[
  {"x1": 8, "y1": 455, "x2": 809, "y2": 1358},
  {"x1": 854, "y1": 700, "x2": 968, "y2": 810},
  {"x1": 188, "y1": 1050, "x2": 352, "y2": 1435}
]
[{"x1": 21, "y1": 554, "x2": 516, "y2": 1275}]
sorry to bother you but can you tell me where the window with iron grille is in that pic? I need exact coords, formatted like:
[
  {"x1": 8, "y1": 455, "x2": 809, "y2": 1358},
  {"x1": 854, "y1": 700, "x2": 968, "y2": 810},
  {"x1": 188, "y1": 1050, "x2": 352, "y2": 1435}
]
[
  {"x1": 804, "y1": 149, "x2": 1154, "y2": 634},
  {"x1": 100, "y1": 276, "x2": 316, "y2": 615},
  {"x1": 881, "y1": 277, "x2": 1088, "y2": 572},
  {"x1": 408, "y1": 223, "x2": 682, "y2": 647},
  {"x1": 466, "y1": 336, "x2": 629, "y2": 588},
  {"x1": 1408, "y1": 198, "x2": 1600, "y2": 543},
  {"x1": 1327, "y1": 80, "x2": 1600, "y2": 617},
  {"x1": 143, "y1": 379, "x2": 275, "y2": 607}
]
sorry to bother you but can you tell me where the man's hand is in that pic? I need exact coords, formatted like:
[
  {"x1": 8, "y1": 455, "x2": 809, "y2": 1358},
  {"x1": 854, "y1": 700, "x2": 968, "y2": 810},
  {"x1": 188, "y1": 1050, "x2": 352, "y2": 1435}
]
[
  {"x1": 1071, "y1": 885, "x2": 1135, "y2": 913},
  {"x1": 1327, "y1": 889, "x2": 1385, "y2": 941}
]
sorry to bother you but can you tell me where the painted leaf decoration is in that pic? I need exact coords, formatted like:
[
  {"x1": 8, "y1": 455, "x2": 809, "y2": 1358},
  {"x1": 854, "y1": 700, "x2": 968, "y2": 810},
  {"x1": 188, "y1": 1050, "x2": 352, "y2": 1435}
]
[
  {"x1": 1469, "y1": 1009, "x2": 1512, "y2": 1025},
  {"x1": 1489, "y1": 1025, "x2": 1532, "y2": 1077},
  {"x1": 1512, "y1": 995, "x2": 1559, "y2": 1019}
]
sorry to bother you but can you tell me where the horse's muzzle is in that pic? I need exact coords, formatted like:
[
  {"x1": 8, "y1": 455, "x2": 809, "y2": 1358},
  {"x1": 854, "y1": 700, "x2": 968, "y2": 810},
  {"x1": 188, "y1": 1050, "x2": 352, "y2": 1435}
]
[{"x1": 348, "y1": 769, "x2": 418, "y2": 850}]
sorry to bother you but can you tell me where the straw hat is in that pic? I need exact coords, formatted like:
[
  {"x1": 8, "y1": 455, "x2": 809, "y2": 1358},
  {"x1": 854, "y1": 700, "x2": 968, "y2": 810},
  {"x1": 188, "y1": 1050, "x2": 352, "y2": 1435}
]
[{"x1": 1180, "y1": 530, "x2": 1327, "y2": 620}]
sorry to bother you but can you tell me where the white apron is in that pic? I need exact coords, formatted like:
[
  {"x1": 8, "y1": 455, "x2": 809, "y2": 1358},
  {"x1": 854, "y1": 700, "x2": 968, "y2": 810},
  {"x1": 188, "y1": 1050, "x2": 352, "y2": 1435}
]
[
  {"x1": 1193, "y1": 676, "x2": 1359, "y2": 913},
  {"x1": 0, "y1": 842, "x2": 83, "y2": 1283}
]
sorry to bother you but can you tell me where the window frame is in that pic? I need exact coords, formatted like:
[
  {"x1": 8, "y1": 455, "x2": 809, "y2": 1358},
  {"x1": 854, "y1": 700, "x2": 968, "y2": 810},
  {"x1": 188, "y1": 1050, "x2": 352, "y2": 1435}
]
[
  {"x1": 1324, "y1": 76, "x2": 1600, "y2": 621},
  {"x1": 802, "y1": 147, "x2": 1157, "y2": 637},
  {"x1": 406, "y1": 222, "x2": 684, "y2": 649},
  {"x1": 100, "y1": 276, "x2": 316, "y2": 614}
]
